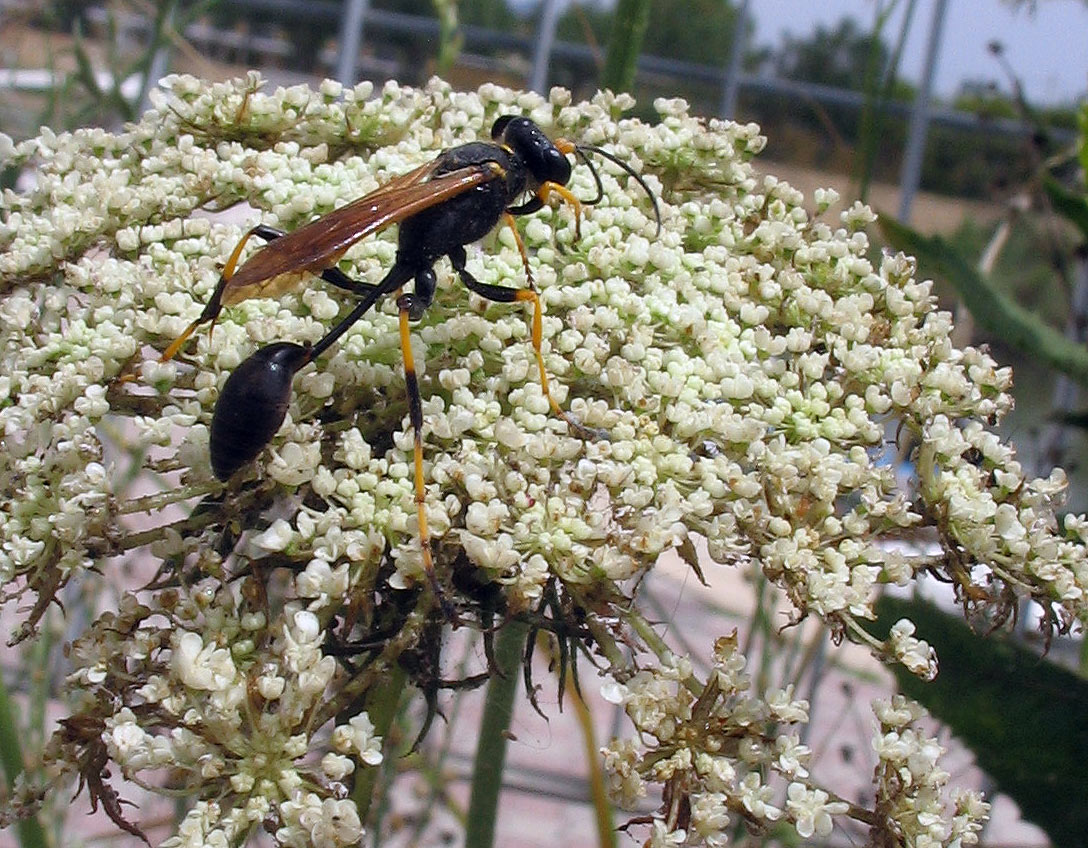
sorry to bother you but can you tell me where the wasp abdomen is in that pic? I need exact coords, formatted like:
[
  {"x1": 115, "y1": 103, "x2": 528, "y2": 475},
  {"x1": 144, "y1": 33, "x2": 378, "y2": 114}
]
[{"x1": 209, "y1": 342, "x2": 311, "y2": 481}]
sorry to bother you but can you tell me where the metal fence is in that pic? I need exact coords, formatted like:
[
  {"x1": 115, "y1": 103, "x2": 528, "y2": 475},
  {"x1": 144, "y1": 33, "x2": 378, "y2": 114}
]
[{"x1": 0, "y1": 0, "x2": 1077, "y2": 221}]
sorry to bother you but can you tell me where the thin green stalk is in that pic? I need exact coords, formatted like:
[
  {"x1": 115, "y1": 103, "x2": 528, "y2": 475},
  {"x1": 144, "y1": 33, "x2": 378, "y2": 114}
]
[
  {"x1": 0, "y1": 669, "x2": 48, "y2": 848},
  {"x1": 567, "y1": 665, "x2": 615, "y2": 848},
  {"x1": 624, "y1": 609, "x2": 704, "y2": 698},
  {"x1": 601, "y1": 0, "x2": 651, "y2": 92},
  {"x1": 28, "y1": 624, "x2": 54, "y2": 752},
  {"x1": 402, "y1": 631, "x2": 483, "y2": 843},
  {"x1": 351, "y1": 663, "x2": 408, "y2": 823},
  {"x1": 855, "y1": 0, "x2": 918, "y2": 201},
  {"x1": 464, "y1": 620, "x2": 528, "y2": 848},
  {"x1": 432, "y1": 0, "x2": 464, "y2": 78}
]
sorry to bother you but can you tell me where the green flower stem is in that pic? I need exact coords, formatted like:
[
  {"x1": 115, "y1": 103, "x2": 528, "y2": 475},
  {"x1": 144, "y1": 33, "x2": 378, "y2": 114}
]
[
  {"x1": 116, "y1": 484, "x2": 220, "y2": 514},
  {"x1": 0, "y1": 669, "x2": 47, "y2": 848},
  {"x1": 567, "y1": 665, "x2": 616, "y2": 848},
  {"x1": 465, "y1": 619, "x2": 529, "y2": 848},
  {"x1": 320, "y1": 604, "x2": 430, "y2": 728},
  {"x1": 351, "y1": 663, "x2": 407, "y2": 823},
  {"x1": 582, "y1": 616, "x2": 623, "y2": 671},
  {"x1": 626, "y1": 608, "x2": 702, "y2": 698},
  {"x1": 601, "y1": 0, "x2": 651, "y2": 92}
]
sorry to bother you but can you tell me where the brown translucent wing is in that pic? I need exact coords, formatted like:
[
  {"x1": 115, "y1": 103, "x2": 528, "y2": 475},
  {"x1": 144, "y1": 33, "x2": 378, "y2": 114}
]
[{"x1": 219, "y1": 161, "x2": 498, "y2": 306}]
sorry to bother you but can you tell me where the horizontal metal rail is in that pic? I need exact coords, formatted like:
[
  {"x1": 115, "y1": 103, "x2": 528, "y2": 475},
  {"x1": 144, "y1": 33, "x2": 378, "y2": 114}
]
[{"x1": 0, "y1": 0, "x2": 1074, "y2": 144}]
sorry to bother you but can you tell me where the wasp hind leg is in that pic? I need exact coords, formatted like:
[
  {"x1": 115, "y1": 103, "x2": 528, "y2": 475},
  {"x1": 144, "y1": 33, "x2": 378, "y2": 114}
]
[{"x1": 162, "y1": 224, "x2": 285, "y2": 362}]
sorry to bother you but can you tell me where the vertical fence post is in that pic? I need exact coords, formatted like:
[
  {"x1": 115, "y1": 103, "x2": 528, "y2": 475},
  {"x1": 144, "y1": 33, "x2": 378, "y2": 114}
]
[
  {"x1": 336, "y1": 0, "x2": 371, "y2": 87},
  {"x1": 897, "y1": 0, "x2": 950, "y2": 222},
  {"x1": 720, "y1": 0, "x2": 750, "y2": 119},
  {"x1": 529, "y1": 0, "x2": 561, "y2": 93}
]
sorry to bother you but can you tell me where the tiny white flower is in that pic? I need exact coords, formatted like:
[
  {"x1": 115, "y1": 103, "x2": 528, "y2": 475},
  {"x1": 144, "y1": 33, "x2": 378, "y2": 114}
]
[{"x1": 254, "y1": 519, "x2": 295, "y2": 552}]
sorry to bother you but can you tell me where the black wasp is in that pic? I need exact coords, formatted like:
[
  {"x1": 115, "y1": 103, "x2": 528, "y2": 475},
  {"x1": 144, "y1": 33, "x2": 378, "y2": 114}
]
[{"x1": 163, "y1": 115, "x2": 661, "y2": 596}]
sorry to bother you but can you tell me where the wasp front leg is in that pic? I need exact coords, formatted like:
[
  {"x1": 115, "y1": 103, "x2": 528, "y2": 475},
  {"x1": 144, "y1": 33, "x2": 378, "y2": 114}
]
[{"x1": 449, "y1": 246, "x2": 605, "y2": 440}]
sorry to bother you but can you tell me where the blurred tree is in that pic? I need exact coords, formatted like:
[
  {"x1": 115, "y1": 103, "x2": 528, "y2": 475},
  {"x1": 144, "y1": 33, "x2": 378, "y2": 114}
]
[
  {"x1": 775, "y1": 17, "x2": 890, "y2": 91},
  {"x1": 555, "y1": 0, "x2": 741, "y2": 66},
  {"x1": 550, "y1": 0, "x2": 745, "y2": 108},
  {"x1": 1002, "y1": 0, "x2": 1088, "y2": 10},
  {"x1": 953, "y1": 80, "x2": 1020, "y2": 120},
  {"x1": 369, "y1": 0, "x2": 522, "y2": 83},
  {"x1": 373, "y1": 0, "x2": 519, "y2": 31}
]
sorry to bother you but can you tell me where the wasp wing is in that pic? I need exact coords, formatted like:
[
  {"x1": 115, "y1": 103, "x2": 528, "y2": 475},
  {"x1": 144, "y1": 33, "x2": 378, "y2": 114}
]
[{"x1": 219, "y1": 161, "x2": 500, "y2": 306}]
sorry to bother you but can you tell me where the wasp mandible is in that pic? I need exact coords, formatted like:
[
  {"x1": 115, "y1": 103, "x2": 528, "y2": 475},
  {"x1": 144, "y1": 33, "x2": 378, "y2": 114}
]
[{"x1": 164, "y1": 115, "x2": 660, "y2": 599}]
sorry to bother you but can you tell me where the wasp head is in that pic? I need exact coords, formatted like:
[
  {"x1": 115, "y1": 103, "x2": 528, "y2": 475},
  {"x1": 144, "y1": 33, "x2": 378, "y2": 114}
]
[{"x1": 491, "y1": 116, "x2": 573, "y2": 188}]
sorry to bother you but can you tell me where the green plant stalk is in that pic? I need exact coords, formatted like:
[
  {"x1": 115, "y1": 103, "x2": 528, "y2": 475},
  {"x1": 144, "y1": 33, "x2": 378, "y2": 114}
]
[
  {"x1": 432, "y1": 0, "x2": 464, "y2": 79},
  {"x1": 351, "y1": 663, "x2": 408, "y2": 823},
  {"x1": 0, "y1": 669, "x2": 48, "y2": 848},
  {"x1": 754, "y1": 575, "x2": 775, "y2": 694},
  {"x1": 401, "y1": 631, "x2": 482, "y2": 843},
  {"x1": 464, "y1": 620, "x2": 528, "y2": 848},
  {"x1": 28, "y1": 624, "x2": 53, "y2": 756},
  {"x1": 567, "y1": 666, "x2": 615, "y2": 848},
  {"x1": 601, "y1": 0, "x2": 651, "y2": 92},
  {"x1": 880, "y1": 215, "x2": 1088, "y2": 387},
  {"x1": 625, "y1": 609, "x2": 706, "y2": 700},
  {"x1": 855, "y1": 0, "x2": 918, "y2": 201}
]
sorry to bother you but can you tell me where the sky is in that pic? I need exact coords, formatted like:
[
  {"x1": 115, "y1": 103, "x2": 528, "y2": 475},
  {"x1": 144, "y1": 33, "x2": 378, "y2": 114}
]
[{"x1": 746, "y1": 0, "x2": 1088, "y2": 105}]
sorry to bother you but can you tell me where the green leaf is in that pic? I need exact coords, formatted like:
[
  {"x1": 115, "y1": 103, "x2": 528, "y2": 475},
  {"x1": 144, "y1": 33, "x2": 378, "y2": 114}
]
[
  {"x1": 1042, "y1": 174, "x2": 1088, "y2": 243},
  {"x1": 879, "y1": 214, "x2": 1088, "y2": 386},
  {"x1": 873, "y1": 595, "x2": 1088, "y2": 848}
]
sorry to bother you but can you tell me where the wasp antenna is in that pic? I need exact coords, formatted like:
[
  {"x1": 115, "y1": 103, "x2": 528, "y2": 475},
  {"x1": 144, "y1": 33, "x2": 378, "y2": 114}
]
[
  {"x1": 572, "y1": 147, "x2": 605, "y2": 206},
  {"x1": 577, "y1": 144, "x2": 662, "y2": 236}
]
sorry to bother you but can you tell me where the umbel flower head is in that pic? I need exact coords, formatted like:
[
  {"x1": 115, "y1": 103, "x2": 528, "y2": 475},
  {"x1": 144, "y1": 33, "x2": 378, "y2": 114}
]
[{"x1": 0, "y1": 74, "x2": 1083, "y2": 845}]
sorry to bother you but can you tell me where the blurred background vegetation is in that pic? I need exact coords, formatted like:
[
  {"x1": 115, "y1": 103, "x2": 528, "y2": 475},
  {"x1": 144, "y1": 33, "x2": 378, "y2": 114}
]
[{"x1": 1, "y1": 0, "x2": 1079, "y2": 199}]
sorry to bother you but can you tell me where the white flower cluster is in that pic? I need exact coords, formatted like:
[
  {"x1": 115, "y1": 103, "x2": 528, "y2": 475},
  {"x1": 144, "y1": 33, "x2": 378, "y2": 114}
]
[
  {"x1": 2, "y1": 74, "x2": 1085, "y2": 844},
  {"x1": 603, "y1": 641, "x2": 986, "y2": 845},
  {"x1": 918, "y1": 416, "x2": 1088, "y2": 607},
  {"x1": 871, "y1": 696, "x2": 989, "y2": 848},
  {"x1": 887, "y1": 618, "x2": 939, "y2": 680},
  {"x1": 4, "y1": 73, "x2": 1082, "y2": 635},
  {"x1": 67, "y1": 572, "x2": 382, "y2": 847},
  {"x1": 601, "y1": 635, "x2": 850, "y2": 844}
]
